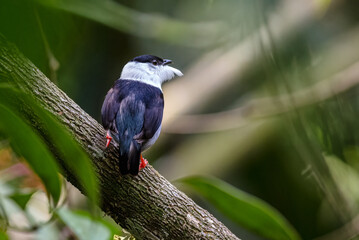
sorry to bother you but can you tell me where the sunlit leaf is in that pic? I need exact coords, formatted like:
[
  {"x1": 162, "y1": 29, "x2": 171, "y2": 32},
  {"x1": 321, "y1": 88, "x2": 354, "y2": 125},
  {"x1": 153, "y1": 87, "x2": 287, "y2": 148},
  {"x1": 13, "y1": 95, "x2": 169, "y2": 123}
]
[
  {"x1": 57, "y1": 207, "x2": 122, "y2": 240},
  {"x1": 177, "y1": 176, "x2": 301, "y2": 240},
  {"x1": 0, "y1": 85, "x2": 98, "y2": 204},
  {"x1": 0, "y1": 104, "x2": 61, "y2": 204},
  {"x1": 8, "y1": 192, "x2": 35, "y2": 210},
  {"x1": 325, "y1": 154, "x2": 359, "y2": 213}
]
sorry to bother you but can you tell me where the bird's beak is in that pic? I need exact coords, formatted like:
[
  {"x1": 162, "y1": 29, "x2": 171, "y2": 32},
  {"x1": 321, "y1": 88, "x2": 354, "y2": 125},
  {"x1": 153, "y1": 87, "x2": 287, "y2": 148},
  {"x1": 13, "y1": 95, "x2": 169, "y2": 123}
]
[{"x1": 163, "y1": 59, "x2": 172, "y2": 65}]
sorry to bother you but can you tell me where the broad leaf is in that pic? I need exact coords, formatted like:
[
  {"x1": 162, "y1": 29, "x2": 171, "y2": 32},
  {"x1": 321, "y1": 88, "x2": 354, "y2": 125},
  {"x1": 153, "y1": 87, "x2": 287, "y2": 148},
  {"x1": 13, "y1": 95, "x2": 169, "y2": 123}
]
[
  {"x1": 177, "y1": 176, "x2": 301, "y2": 240},
  {"x1": 8, "y1": 192, "x2": 35, "y2": 210},
  {"x1": 37, "y1": 222, "x2": 60, "y2": 240},
  {"x1": 57, "y1": 207, "x2": 123, "y2": 240},
  {"x1": 0, "y1": 105, "x2": 62, "y2": 204},
  {"x1": 32, "y1": 0, "x2": 221, "y2": 47},
  {"x1": 0, "y1": 85, "x2": 98, "y2": 204},
  {"x1": 325, "y1": 154, "x2": 359, "y2": 214},
  {"x1": 0, "y1": 231, "x2": 8, "y2": 240}
]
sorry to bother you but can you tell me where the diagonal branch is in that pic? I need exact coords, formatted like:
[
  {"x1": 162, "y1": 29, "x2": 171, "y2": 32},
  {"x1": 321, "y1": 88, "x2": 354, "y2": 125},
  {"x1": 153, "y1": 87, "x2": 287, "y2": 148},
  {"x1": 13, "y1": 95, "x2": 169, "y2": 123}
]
[{"x1": 0, "y1": 35, "x2": 239, "y2": 239}]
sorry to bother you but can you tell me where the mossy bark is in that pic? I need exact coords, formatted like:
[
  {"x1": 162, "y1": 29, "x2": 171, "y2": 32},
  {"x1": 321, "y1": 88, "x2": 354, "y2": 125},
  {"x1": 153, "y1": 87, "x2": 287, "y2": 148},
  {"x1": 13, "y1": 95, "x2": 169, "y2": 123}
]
[{"x1": 0, "y1": 35, "x2": 239, "y2": 240}]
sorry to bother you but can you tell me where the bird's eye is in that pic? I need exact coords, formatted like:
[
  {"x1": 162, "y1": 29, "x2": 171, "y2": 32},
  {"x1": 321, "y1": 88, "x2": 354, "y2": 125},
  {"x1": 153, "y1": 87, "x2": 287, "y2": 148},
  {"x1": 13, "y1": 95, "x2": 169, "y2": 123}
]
[{"x1": 152, "y1": 60, "x2": 158, "y2": 66}]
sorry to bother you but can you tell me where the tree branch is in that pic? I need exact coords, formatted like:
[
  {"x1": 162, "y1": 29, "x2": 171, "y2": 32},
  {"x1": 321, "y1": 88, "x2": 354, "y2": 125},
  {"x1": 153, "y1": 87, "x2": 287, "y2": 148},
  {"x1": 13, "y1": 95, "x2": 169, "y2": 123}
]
[{"x1": 0, "y1": 36, "x2": 239, "y2": 239}]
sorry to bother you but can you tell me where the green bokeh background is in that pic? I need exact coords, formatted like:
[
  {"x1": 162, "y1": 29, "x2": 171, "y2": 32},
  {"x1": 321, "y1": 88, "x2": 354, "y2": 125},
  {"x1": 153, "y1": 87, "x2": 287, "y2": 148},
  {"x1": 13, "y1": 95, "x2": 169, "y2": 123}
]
[{"x1": 1, "y1": 0, "x2": 359, "y2": 239}]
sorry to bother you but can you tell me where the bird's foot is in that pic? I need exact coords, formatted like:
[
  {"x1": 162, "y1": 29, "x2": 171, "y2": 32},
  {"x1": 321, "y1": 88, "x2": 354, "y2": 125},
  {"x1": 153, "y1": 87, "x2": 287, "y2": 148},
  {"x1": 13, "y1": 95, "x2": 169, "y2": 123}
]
[
  {"x1": 105, "y1": 131, "x2": 112, "y2": 148},
  {"x1": 139, "y1": 154, "x2": 148, "y2": 170}
]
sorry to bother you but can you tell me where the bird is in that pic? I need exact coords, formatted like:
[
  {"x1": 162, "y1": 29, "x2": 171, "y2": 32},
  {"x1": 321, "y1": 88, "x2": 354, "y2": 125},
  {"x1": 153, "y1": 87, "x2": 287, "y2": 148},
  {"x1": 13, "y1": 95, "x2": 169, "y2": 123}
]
[{"x1": 101, "y1": 55, "x2": 183, "y2": 175}]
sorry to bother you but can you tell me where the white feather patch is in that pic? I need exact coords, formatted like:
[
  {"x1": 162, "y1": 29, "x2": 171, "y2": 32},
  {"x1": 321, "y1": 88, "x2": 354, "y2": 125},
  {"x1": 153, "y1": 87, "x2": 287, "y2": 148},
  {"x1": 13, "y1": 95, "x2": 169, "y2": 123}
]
[{"x1": 120, "y1": 62, "x2": 183, "y2": 89}]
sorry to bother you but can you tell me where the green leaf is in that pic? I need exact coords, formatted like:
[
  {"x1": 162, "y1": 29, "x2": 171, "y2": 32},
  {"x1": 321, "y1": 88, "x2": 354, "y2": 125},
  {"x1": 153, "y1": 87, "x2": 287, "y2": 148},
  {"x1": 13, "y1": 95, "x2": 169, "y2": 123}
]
[
  {"x1": 325, "y1": 154, "x2": 359, "y2": 213},
  {"x1": 57, "y1": 207, "x2": 122, "y2": 240},
  {"x1": 0, "y1": 85, "x2": 98, "y2": 205},
  {"x1": 0, "y1": 231, "x2": 8, "y2": 240},
  {"x1": 177, "y1": 176, "x2": 301, "y2": 240},
  {"x1": 0, "y1": 104, "x2": 62, "y2": 204},
  {"x1": 32, "y1": 0, "x2": 221, "y2": 47},
  {"x1": 8, "y1": 192, "x2": 35, "y2": 210},
  {"x1": 37, "y1": 222, "x2": 60, "y2": 240}
]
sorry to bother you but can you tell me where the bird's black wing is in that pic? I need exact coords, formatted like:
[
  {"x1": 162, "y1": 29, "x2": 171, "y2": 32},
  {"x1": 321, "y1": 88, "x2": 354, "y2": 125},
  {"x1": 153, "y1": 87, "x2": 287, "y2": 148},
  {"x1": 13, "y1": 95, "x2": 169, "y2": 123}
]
[
  {"x1": 101, "y1": 86, "x2": 121, "y2": 133},
  {"x1": 134, "y1": 90, "x2": 164, "y2": 145}
]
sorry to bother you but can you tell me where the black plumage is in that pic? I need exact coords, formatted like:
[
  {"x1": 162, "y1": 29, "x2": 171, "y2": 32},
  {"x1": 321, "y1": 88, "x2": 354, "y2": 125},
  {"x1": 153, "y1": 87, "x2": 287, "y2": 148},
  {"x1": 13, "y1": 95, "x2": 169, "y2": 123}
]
[
  {"x1": 131, "y1": 55, "x2": 164, "y2": 64},
  {"x1": 101, "y1": 80, "x2": 164, "y2": 175}
]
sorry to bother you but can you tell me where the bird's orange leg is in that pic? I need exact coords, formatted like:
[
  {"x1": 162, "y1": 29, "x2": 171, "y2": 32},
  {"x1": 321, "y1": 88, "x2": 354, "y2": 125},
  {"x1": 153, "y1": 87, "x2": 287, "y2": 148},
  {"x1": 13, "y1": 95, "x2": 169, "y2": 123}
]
[
  {"x1": 105, "y1": 131, "x2": 112, "y2": 148},
  {"x1": 139, "y1": 154, "x2": 148, "y2": 170}
]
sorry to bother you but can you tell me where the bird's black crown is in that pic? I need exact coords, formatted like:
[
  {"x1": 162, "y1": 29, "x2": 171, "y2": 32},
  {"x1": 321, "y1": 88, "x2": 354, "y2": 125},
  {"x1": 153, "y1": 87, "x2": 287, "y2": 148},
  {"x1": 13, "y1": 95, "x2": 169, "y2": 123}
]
[{"x1": 131, "y1": 55, "x2": 164, "y2": 64}]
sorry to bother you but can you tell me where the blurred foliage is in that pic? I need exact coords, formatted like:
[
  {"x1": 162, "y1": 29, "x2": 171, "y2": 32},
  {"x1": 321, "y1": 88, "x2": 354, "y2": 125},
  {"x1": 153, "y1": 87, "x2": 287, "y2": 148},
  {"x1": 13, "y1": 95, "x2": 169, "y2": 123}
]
[
  {"x1": 0, "y1": 231, "x2": 8, "y2": 240},
  {"x1": 0, "y1": 102, "x2": 62, "y2": 205},
  {"x1": 0, "y1": 168, "x2": 124, "y2": 240},
  {"x1": 1, "y1": 0, "x2": 359, "y2": 239},
  {"x1": 0, "y1": 85, "x2": 98, "y2": 204},
  {"x1": 177, "y1": 176, "x2": 300, "y2": 240},
  {"x1": 56, "y1": 207, "x2": 126, "y2": 240}
]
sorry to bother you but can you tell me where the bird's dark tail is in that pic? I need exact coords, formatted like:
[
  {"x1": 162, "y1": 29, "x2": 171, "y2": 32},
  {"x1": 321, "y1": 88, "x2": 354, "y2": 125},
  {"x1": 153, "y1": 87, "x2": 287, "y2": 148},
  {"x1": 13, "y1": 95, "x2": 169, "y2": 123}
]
[{"x1": 119, "y1": 140, "x2": 141, "y2": 175}]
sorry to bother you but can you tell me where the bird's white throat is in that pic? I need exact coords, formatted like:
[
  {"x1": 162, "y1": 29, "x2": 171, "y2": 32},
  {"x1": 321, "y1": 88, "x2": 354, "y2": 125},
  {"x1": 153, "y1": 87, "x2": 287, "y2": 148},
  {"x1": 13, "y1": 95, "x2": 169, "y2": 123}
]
[{"x1": 120, "y1": 62, "x2": 183, "y2": 89}]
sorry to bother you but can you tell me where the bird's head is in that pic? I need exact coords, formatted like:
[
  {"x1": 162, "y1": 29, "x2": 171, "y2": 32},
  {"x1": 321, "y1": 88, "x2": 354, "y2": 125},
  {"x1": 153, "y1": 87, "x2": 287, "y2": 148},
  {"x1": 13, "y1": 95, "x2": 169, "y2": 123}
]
[{"x1": 120, "y1": 55, "x2": 183, "y2": 89}]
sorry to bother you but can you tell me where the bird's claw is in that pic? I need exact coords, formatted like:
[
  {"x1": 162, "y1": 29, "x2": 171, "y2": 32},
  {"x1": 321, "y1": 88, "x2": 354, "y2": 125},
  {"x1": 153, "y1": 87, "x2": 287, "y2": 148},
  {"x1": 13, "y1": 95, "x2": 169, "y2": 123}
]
[
  {"x1": 139, "y1": 154, "x2": 148, "y2": 170},
  {"x1": 105, "y1": 131, "x2": 112, "y2": 148}
]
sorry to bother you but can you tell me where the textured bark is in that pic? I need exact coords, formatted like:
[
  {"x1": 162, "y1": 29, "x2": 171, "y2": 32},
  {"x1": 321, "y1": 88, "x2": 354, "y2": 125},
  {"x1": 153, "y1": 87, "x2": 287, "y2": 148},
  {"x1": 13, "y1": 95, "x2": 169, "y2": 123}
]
[{"x1": 0, "y1": 36, "x2": 239, "y2": 240}]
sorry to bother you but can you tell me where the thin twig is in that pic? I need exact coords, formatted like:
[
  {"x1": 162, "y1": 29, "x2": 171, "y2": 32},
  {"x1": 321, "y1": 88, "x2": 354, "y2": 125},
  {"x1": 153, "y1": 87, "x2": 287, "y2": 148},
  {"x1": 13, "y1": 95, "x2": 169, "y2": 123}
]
[{"x1": 163, "y1": 60, "x2": 359, "y2": 134}]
